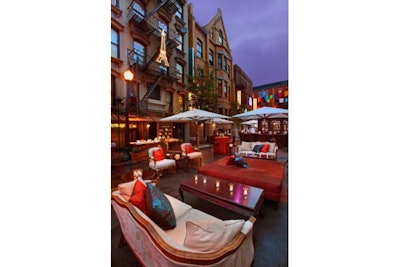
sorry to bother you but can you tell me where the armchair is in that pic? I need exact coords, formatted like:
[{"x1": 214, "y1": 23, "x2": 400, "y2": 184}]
[
  {"x1": 181, "y1": 143, "x2": 203, "y2": 167},
  {"x1": 148, "y1": 147, "x2": 176, "y2": 178}
]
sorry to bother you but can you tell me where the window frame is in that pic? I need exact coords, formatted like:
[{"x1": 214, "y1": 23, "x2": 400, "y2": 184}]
[
  {"x1": 133, "y1": 41, "x2": 145, "y2": 66},
  {"x1": 209, "y1": 49, "x2": 214, "y2": 65},
  {"x1": 196, "y1": 39, "x2": 203, "y2": 58},
  {"x1": 111, "y1": 28, "x2": 119, "y2": 59},
  {"x1": 218, "y1": 30, "x2": 223, "y2": 45}
]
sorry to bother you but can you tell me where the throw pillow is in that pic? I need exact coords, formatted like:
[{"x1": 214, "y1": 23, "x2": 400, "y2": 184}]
[
  {"x1": 153, "y1": 148, "x2": 165, "y2": 161},
  {"x1": 267, "y1": 142, "x2": 276, "y2": 153},
  {"x1": 234, "y1": 153, "x2": 249, "y2": 168},
  {"x1": 240, "y1": 141, "x2": 252, "y2": 151},
  {"x1": 184, "y1": 220, "x2": 245, "y2": 252},
  {"x1": 261, "y1": 143, "x2": 270, "y2": 153},
  {"x1": 252, "y1": 144, "x2": 264, "y2": 153},
  {"x1": 185, "y1": 145, "x2": 194, "y2": 154},
  {"x1": 129, "y1": 178, "x2": 148, "y2": 215},
  {"x1": 145, "y1": 183, "x2": 176, "y2": 230},
  {"x1": 118, "y1": 180, "x2": 136, "y2": 202},
  {"x1": 225, "y1": 155, "x2": 235, "y2": 165}
]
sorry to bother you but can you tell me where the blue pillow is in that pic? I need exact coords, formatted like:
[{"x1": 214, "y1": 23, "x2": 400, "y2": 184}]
[
  {"x1": 145, "y1": 184, "x2": 176, "y2": 230},
  {"x1": 252, "y1": 144, "x2": 264, "y2": 153},
  {"x1": 234, "y1": 153, "x2": 249, "y2": 168}
]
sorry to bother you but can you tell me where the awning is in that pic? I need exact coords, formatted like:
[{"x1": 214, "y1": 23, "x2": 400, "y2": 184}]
[{"x1": 111, "y1": 114, "x2": 156, "y2": 122}]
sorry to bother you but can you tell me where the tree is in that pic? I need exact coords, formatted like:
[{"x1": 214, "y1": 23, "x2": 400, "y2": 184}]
[{"x1": 187, "y1": 68, "x2": 218, "y2": 112}]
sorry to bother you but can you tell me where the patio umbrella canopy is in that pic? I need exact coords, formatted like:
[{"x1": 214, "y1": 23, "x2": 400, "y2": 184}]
[
  {"x1": 232, "y1": 106, "x2": 288, "y2": 120},
  {"x1": 160, "y1": 108, "x2": 230, "y2": 147}
]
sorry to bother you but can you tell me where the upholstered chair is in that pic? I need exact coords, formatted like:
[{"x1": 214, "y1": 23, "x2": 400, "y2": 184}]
[
  {"x1": 148, "y1": 147, "x2": 176, "y2": 178},
  {"x1": 181, "y1": 143, "x2": 203, "y2": 167}
]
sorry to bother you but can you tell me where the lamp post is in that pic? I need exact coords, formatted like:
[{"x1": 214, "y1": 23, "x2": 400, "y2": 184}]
[
  {"x1": 122, "y1": 69, "x2": 134, "y2": 161},
  {"x1": 115, "y1": 97, "x2": 123, "y2": 151}
]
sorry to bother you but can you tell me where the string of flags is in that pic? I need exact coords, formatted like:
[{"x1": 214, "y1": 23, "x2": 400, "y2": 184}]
[{"x1": 258, "y1": 89, "x2": 288, "y2": 104}]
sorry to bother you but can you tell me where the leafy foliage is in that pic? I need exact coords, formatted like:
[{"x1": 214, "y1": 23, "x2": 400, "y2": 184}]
[{"x1": 187, "y1": 68, "x2": 218, "y2": 112}]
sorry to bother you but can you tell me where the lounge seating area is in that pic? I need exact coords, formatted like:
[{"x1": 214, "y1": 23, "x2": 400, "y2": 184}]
[
  {"x1": 198, "y1": 155, "x2": 285, "y2": 203},
  {"x1": 112, "y1": 179, "x2": 256, "y2": 267},
  {"x1": 111, "y1": 147, "x2": 288, "y2": 267},
  {"x1": 238, "y1": 141, "x2": 279, "y2": 160}
]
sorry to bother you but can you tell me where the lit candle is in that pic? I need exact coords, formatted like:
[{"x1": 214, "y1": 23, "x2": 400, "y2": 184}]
[
  {"x1": 243, "y1": 186, "x2": 248, "y2": 196},
  {"x1": 194, "y1": 175, "x2": 198, "y2": 181},
  {"x1": 203, "y1": 177, "x2": 207, "y2": 184},
  {"x1": 215, "y1": 180, "x2": 220, "y2": 188},
  {"x1": 229, "y1": 183, "x2": 234, "y2": 192}
]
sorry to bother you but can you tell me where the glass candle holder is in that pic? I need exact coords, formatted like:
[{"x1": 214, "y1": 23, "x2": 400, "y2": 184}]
[
  {"x1": 243, "y1": 186, "x2": 249, "y2": 196},
  {"x1": 203, "y1": 177, "x2": 207, "y2": 184},
  {"x1": 215, "y1": 180, "x2": 220, "y2": 188},
  {"x1": 229, "y1": 183, "x2": 234, "y2": 192},
  {"x1": 194, "y1": 175, "x2": 198, "y2": 181}
]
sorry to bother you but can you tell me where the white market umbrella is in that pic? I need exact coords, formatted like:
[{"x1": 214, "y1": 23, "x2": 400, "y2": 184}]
[
  {"x1": 160, "y1": 108, "x2": 230, "y2": 147},
  {"x1": 210, "y1": 118, "x2": 233, "y2": 124},
  {"x1": 240, "y1": 119, "x2": 258, "y2": 126},
  {"x1": 233, "y1": 106, "x2": 288, "y2": 120}
]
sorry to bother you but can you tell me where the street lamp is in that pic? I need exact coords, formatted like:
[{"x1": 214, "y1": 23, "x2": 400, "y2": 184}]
[{"x1": 122, "y1": 69, "x2": 134, "y2": 161}]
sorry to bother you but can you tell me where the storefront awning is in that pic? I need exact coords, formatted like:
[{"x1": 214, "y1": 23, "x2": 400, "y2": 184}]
[{"x1": 111, "y1": 114, "x2": 157, "y2": 122}]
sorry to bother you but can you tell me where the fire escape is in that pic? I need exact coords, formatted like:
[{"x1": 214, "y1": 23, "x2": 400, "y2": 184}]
[{"x1": 126, "y1": 0, "x2": 180, "y2": 115}]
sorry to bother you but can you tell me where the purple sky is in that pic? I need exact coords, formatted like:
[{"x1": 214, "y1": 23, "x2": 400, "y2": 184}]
[{"x1": 188, "y1": 0, "x2": 288, "y2": 86}]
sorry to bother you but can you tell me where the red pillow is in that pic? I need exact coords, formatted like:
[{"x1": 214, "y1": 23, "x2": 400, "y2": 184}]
[
  {"x1": 261, "y1": 144, "x2": 270, "y2": 153},
  {"x1": 185, "y1": 145, "x2": 194, "y2": 154},
  {"x1": 226, "y1": 155, "x2": 235, "y2": 165},
  {"x1": 153, "y1": 149, "x2": 165, "y2": 161},
  {"x1": 129, "y1": 179, "x2": 148, "y2": 215}
]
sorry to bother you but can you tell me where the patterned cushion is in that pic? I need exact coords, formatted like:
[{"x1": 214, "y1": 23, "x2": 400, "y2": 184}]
[
  {"x1": 118, "y1": 180, "x2": 136, "y2": 202},
  {"x1": 145, "y1": 183, "x2": 176, "y2": 230}
]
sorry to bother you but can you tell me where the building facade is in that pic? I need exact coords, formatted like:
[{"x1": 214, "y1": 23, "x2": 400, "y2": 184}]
[
  {"x1": 233, "y1": 64, "x2": 253, "y2": 113},
  {"x1": 111, "y1": 0, "x2": 189, "y2": 148},
  {"x1": 252, "y1": 80, "x2": 288, "y2": 110}
]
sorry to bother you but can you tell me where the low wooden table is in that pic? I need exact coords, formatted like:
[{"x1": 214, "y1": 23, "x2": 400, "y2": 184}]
[{"x1": 179, "y1": 175, "x2": 264, "y2": 218}]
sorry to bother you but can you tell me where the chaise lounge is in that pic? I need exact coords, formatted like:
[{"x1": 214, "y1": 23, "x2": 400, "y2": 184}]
[{"x1": 112, "y1": 179, "x2": 256, "y2": 267}]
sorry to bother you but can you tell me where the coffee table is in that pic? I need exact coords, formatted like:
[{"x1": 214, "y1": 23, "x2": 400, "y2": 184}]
[{"x1": 179, "y1": 175, "x2": 264, "y2": 218}]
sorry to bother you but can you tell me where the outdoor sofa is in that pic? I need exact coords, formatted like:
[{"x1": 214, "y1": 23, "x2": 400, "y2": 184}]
[
  {"x1": 111, "y1": 179, "x2": 256, "y2": 267},
  {"x1": 238, "y1": 141, "x2": 278, "y2": 160}
]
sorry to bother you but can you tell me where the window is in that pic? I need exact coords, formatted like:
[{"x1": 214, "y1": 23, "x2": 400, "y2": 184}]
[
  {"x1": 223, "y1": 81, "x2": 228, "y2": 98},
  {"x1": 111, "y1": 28, "x2": 119, "y2": 58},
  {"x1": 150, "y1": 85, "x2": 161, "y2": 100},
  {"x1": 196, "y1": 39, "x2": 203, "y2": 58},
  {"x1": 133, "y1": 41, "x2": 145, "y2": 66},
  {"x1": 111, "y1": 0, "x2": 119, "y2": 8},
  {"x1": 217, "y1": 79, "x2": 223, "y2": 96},
  {"x1": 133, "y1": 2, "x2": 145, "y2": 22},
  {"x1": 175, "y1": 2, "x2": 183, "y2": 19},
  {"x1": 209, "y1": 49, "x2": 214, "y2": 65},
  {"x1": 217, "y1": 54, "x2": 222, "y2": 69},
  {"x1": 160, "y1": 64, "x2": 168, "y2": 74},
  {"x1": 223, "y1": 56, "x2": 227, "y2": 71},
  {"x1": 178, "y1": 95, "x2": 184, "y2": 112},
  {"x1": 158, "y1": 19, "x2": 168, "y2": 34},
  {"x1": 218, "y1": 30, "x2": 223, "y2": 45},
  {"x1": 176, "y1": 63, "x2": 183, "y2": 83},
  {"x1": 176, "y1": 34, "x2": 183, "y2": 51}
]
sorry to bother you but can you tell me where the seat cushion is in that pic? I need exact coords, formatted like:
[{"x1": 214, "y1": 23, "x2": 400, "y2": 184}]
[
  {"x1": 187, "y1": 151, "x2": 202, "y2": 159},
  {"x1": 145, "y1": 183, "x2": 176, "y2": 230},
  {"x1": 149, "y1": 159, "x2": 176, "y2": 170}
]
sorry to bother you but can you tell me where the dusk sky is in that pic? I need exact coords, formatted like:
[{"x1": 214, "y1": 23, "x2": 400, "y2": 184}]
[{"x1": 188, "y1": 0, "x2": 288, "y2": 86}]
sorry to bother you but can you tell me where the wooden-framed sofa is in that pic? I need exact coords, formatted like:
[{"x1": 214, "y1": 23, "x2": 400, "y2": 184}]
[
  {"x1": 198, "y1": 156, "x2": 285, "y2": 203},
  {"x1": 112, "y1": 185, "x2": 256, "y2": 267}
]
